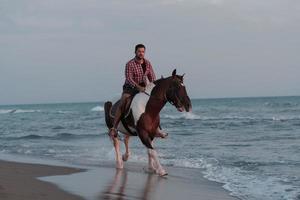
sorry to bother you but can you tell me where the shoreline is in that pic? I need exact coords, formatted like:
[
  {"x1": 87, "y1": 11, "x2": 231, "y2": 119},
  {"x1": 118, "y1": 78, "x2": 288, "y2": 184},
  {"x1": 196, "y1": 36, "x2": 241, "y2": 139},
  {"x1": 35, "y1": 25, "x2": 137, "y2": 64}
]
[
  {"x1": 41, "y1": 162, "x2": 240, "y2": 200},
  {"x1": 0, "y1": 157, "x2": 240, "y2": 200},
  {"x1": 0, "y1": 159, "x2": 85, "y2": 200}
]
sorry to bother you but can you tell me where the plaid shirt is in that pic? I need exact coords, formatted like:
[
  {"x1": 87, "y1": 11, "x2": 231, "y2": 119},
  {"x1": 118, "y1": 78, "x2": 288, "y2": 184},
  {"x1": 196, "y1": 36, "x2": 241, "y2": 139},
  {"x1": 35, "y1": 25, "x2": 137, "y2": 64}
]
[{"x1": 124, "y1": 57, "x2": 156, "y2": 87}]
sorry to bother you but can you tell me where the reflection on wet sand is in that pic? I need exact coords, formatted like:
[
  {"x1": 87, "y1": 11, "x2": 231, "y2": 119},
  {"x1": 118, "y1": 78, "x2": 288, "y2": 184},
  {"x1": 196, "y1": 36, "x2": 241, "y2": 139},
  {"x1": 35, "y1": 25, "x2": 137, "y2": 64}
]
[
  {"x1": 99, "y1": 169, "x2": 164, "y2": 200},
  {"x1": 40, "y1": 164, "x2": 239, "y2": 200}
]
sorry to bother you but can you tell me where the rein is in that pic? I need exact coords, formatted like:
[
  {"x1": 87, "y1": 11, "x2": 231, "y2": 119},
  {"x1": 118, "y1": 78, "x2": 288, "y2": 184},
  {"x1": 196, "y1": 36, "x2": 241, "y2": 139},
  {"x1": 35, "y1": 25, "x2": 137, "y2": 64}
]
[
  {"x1": 142, "y1": 89, "x2": 177, "y2": 106},
  {"x1": 142, "y1": 91, "x2": 168, "y2": 103},
  {"x1": 142, "y1": 78, "x2": 182, "y2": 107}
]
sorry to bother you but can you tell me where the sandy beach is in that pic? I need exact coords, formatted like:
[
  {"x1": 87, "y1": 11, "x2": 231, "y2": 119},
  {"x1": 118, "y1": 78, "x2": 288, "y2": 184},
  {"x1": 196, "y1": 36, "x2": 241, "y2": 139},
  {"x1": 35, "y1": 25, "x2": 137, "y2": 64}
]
[
  {"x1": 0, "y1": 160, "x2": 84, "y2": 200},
  {"x1": 41, "y1": 162, "x2": 239, "y2": 200},
  {"x1": 0, "y1": 159, "x2": 239, "y2": 200}
]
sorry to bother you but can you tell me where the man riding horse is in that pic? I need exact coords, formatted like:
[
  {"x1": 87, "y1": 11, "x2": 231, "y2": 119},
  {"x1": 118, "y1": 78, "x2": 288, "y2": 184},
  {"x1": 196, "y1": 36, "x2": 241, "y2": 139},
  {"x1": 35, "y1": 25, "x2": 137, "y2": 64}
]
[
  {"x1": 109, "y1": 44, "x2": 163, "y2": 139},
  {"x1": 105, "y1": 44, "x2": 192, "y2": 175}
]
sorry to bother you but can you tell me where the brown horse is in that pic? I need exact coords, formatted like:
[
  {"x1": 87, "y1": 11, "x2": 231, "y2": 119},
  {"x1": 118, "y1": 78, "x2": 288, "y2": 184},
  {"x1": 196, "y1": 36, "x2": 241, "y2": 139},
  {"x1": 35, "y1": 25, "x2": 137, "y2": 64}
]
[{"x1": 104, "y1": 69, "x2": 192, "y2": 176}]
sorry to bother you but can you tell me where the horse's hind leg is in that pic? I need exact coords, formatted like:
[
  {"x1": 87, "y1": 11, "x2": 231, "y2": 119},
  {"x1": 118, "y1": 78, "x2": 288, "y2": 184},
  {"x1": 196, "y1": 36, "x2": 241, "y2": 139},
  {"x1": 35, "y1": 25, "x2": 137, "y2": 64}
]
[
  {"x1": 122, "y1": 134, "x2": 131, "y2": 162},
  {"x1": 112, "y1": 136, "x2": 123, "y2": 169}
]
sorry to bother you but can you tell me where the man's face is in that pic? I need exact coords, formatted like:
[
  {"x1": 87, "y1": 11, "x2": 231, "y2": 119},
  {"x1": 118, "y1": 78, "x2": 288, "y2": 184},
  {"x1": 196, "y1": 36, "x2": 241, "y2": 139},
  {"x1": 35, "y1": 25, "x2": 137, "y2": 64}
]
[{"x1": 135, "y1": 48, "x2": 145, "y2": 60}]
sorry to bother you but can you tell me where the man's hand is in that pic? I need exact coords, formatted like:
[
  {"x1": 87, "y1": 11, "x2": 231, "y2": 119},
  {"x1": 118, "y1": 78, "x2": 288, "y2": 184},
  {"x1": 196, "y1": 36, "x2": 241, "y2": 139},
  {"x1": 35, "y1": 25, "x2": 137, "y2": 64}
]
[{"x1": 136, "y1": 85, "x2": 145, "y2": 92}]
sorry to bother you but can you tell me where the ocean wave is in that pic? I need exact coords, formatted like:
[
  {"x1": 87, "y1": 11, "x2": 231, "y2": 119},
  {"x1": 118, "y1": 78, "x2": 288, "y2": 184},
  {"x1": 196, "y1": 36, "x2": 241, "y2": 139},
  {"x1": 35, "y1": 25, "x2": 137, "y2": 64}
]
[
  {"x1": 0, "y1": 109, "x2": 78, "y2": 115},
  {"x1": 52, "y1": 125, "x2": 65, "y2": 130},
  {"x1": 161, "y1": 113, "x2": 259, "y2": 121},
  {"x1": 55, "y1": 110, "x2": 74, "y2": 114},
  {"x1": 203, "y1": 164, "x2": 298, "y2": 200},
  {"x1": 161, "y1": 113, "x2": 300, "y2": 122},
  {"x1": 3, "y1": 133, "x2": 103, "y2": 140},
  {"x1": 15, "y1": 109, "x2": 41, "y2": 113},
  {"x1": 0, "y1": 109, "x2": 13, "y2": 114},
  {"x1": 91, "y1": 106, "x2": 104, "y2": 112},
  {"x1": 242, "y1": 135, "x2": 299, "y2": 142},
  {"x1": 0, "y1": 109, "x2": 41, "y2": 114},
  {"x1": 160, "y1": 157, "x2": 299, "y2": 200},
  {"x1": 161, "y1": 112, "x2": 201, "y2": 120},
  {"x1": 264, "y1": 101, "x2": 299, "y2": 108},
  {"x1": 271, "y1": 116, "x2": 300, "y2": 121}
]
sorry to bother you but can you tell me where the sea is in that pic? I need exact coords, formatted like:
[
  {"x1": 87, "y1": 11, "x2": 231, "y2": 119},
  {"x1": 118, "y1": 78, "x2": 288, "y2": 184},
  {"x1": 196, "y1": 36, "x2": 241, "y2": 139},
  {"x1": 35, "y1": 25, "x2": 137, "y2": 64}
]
[{"x1": 0, "y1": 96, "x2": 299, "y2": 200}]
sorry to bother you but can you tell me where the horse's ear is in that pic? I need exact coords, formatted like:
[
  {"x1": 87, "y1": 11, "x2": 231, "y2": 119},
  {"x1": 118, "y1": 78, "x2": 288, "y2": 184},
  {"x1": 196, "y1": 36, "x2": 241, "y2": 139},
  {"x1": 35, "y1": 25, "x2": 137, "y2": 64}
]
[
  {"x1": 172, "y1": 69, "x2": 177, "y2": 78},
  {"x1": 161, "y1": 75, "x2": 164, "y2": 79},
  {"x1": 182, "y1": 73, "x2": 185, "y2": 77}
]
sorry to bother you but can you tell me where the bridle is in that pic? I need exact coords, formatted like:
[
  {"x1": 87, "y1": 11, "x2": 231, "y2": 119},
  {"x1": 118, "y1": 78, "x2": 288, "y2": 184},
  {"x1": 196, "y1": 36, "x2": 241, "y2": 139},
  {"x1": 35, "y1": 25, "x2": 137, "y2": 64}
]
[
  {"x1": 142, "y1": 83, "x2": 182, "y2": 108},
  {"x1": 165, "y1": 83, "x2": 182, "y2": 107}
]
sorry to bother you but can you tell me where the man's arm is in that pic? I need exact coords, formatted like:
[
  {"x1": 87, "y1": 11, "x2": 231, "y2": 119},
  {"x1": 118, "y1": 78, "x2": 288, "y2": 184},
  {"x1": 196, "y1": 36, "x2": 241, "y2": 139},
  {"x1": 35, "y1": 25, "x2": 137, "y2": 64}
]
[
  {"x1": 125, "y1": 63, "x2": 137, "y2": 87},
  {"x1": 147, "y1": 61, "x2": 156, "y2": 82}
]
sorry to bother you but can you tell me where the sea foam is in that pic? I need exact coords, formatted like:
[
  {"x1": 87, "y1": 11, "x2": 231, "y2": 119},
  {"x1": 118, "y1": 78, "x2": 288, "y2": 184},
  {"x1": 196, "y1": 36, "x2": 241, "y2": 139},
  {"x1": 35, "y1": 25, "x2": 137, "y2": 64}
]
[{"x1": 91, "y1": 106, "x2": 104, "y2": 112}]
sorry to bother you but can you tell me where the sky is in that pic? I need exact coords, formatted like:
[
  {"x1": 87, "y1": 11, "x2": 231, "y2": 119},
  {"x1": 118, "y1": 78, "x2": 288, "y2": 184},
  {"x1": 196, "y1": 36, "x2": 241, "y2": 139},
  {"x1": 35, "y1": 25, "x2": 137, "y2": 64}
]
[{"x1": 0, "y1": 0, "x2": 300, "y2": 105}]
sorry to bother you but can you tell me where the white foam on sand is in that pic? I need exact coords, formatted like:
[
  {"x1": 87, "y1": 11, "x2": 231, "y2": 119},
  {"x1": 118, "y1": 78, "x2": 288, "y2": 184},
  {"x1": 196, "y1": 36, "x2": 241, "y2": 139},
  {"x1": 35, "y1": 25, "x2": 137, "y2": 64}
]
[{"x1": 163, "y1": 157, "x2": 299, "y2": 200}]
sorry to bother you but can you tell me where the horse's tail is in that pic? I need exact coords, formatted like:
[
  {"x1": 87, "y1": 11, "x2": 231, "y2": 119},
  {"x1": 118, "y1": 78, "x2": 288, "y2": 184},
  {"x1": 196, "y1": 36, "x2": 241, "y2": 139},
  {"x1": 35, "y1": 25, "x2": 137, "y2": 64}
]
[{"x1": 104, "y1": 101, "x2": 113, "y2": 129}]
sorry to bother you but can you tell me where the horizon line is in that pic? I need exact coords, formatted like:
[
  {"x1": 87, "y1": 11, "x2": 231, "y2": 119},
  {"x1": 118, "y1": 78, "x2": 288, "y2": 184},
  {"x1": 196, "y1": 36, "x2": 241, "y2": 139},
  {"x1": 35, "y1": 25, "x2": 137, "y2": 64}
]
[{"x1": 0, "y1": 94, "x2": 299, "y2": 106}]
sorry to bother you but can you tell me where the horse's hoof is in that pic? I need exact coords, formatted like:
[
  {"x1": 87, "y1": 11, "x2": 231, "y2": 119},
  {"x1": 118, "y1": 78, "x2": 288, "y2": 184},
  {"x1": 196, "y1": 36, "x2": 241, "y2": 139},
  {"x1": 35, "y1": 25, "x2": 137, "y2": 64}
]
[
  {"x1": 161, "y1": 132, "x2": 168, "y2": 139},
  {"x1": 116, "y1": 161, "x2": 124, "y2": 169},
  {"x1": 159, "y1": 171, "x2": 168, "y2": 176},
  {"x1": 156, "y1": 169, "x2": 168, "y2": 176},
  {"x1": 122, "y1": 153, "x2": 130, "y2": 162},
  {"x1": 156, "y1": 132, "x2": 168, "y2": 139}
]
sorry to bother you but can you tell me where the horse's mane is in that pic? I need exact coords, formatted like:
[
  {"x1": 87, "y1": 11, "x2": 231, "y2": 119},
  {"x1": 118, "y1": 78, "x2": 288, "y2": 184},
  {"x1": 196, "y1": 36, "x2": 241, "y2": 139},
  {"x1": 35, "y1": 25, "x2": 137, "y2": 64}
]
[
  {"x1": 150, "y1": 76, "x2": 174, "y2": 97},
  {"x1": 153, "y1": 74, "x2": 182, "y2": 85},
  {"x1": 153, "y1": 77, "x2": 166, "y2": 85},
  {"x1": 153, "y1": 76, "x2": 172, "y2": 85}
]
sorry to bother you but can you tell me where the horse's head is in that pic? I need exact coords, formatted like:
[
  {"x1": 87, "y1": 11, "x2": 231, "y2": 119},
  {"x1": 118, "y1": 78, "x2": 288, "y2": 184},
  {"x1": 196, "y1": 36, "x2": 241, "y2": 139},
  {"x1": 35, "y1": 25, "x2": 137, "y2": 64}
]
[{"x1": 166, "y1": 69, "x2": 192, "y2": 112}]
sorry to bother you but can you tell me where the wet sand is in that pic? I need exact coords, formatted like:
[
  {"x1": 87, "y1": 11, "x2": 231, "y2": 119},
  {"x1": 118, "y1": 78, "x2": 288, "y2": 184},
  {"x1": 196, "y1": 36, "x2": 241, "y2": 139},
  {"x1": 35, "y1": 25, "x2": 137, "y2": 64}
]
[
  {"x1": 0, "y1": 158, "x2": 239, "y2": 200},
  {"x1": 41, "y1": 162, "x2": 240, "y2": 200},
  {"x1": 0, "y1": 160, "x2": 84, "y2": 200}
]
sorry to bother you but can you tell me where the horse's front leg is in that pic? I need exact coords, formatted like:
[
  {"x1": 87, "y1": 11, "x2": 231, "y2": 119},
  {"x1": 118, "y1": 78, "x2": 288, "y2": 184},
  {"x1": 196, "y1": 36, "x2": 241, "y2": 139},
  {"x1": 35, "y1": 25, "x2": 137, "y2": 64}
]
[
  {"x1": 148, "y1": 145, "x2": 168, "y2": 176},
  {"x1": 148, "y1": 141, "x2": 156, "y2": 172},
  {"x1": 138, "y1": 124, "x2": 168, "y2": 176},
  {"x1": 142, "y1": 137, "x2": 167, "y2": 176},
  {"x1": 112, "y1": 136, "x2": 123, "y2": 169},
  {"x1": 122, "y1": 134, "x2": 131, "y2": 162}
]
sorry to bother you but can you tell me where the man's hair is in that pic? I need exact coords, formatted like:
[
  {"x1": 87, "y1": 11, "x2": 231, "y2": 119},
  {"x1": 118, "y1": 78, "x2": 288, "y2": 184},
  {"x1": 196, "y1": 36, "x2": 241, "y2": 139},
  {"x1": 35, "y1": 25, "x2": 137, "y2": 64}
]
[{"x1": 135, "y1": 44, "x2": 146, "y2": 52}]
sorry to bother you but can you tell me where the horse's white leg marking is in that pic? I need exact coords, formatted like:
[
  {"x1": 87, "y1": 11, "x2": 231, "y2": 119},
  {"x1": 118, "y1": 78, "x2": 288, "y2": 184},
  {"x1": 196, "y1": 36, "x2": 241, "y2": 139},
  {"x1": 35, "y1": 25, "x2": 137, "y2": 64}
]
[
  {"x1": 112, "y1": 136, "x2": 123, "y2": 169},
  {"x1": 148, "y1": 141, "x2": 167, "y2": 176},
  {"x1": 148, "y1": 147, "x2": 156, "y2": 172},
  {"x1": 122, "y1": 134, "x2": 131, "y2": 162}
]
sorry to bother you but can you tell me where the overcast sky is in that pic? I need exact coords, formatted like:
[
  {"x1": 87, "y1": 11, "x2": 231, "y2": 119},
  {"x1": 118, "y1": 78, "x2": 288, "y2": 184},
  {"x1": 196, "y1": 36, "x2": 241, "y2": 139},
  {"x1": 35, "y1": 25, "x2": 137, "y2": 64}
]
[{"x1": 1, "y1": 0, "x2": 299, "y2": 105}]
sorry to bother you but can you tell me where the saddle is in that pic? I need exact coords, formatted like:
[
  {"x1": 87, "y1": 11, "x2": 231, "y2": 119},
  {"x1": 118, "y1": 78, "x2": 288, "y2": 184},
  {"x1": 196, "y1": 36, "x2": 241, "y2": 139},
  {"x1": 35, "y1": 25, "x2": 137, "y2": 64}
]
[
  {"x1": 109, "y1": 96, "x2": 137, "y2": 136},
  {"x1": 110, "y1": 98, "x2": 132, "y2": 119}
]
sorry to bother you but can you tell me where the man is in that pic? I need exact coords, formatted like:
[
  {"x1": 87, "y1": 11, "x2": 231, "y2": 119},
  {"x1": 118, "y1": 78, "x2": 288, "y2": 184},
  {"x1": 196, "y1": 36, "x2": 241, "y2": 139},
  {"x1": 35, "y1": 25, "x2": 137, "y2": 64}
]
[{"x1": 109, "y1": 44, "x2": 156, "y2": 138}]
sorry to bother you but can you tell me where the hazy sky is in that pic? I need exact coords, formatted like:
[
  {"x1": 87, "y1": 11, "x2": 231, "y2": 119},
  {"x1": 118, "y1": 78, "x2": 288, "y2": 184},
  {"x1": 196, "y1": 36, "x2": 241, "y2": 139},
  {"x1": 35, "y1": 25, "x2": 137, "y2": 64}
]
[{"x1": 1, "y1": 0, "x2": 299, "y2": 105}]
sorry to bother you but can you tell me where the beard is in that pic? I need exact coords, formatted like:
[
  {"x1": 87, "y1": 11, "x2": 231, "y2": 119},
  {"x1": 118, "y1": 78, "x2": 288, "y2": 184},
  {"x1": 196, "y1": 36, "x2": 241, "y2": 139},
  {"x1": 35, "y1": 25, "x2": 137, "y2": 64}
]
[{"x1": 135, "y1": 55, "x2": 144, "y2": 60}]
